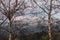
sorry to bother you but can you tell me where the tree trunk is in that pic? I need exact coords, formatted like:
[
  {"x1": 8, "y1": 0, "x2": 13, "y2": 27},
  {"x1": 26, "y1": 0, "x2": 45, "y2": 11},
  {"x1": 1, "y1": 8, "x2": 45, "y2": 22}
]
[
  {"x1": 9, "y1": 20, "x2": 12, "y2": 40},
  {"x1": 48, "y1": 0, "x2": 52, "y2": 40},
  {"x1": 9, "y1": 33, "x2": 12, "y2": 40}
]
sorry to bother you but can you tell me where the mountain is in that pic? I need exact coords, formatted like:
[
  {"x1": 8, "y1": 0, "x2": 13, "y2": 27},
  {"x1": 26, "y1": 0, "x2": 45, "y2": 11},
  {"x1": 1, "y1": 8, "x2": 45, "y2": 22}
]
[
  {"x1": 0, "y1": 15, "x2": 60, "y2": 36},
  {"x1": 12, "y1": 16, "x2": 60, "y2": 35}
]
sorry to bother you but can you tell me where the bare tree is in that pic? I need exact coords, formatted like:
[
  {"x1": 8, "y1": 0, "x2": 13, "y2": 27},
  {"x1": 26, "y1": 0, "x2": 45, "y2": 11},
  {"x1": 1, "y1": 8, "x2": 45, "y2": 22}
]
[
  {"x1": 0, "y1": 0, "x2": 28, "y2": 40},
  {"x1": 0, "y1": 0, "x2": 60, "y2": 40},
  {"x1": 32, "y1": 0, "x2": 52, "y2": 40},
  {"x1": 48, "y1": 0, "x2": 53, "y2": 40}
]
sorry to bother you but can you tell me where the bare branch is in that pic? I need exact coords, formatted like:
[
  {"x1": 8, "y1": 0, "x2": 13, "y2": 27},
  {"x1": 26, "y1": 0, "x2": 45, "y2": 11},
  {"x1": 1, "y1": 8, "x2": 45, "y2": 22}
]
[
  {"x1": 0, "y1": 17, "x2": 7, "y2": 26},
  {"x1": 16, "y1": 0, "x2": 18, "y2": 6},
  {"x1": 1, "y1": 0, "x2": 7, "y2": 11},
  {"x1": 33, "y1": 0, "x2": 48, "y2": 14},
  {"x1": 0, "y1": 7, "x2": 8, "y2": 14}
]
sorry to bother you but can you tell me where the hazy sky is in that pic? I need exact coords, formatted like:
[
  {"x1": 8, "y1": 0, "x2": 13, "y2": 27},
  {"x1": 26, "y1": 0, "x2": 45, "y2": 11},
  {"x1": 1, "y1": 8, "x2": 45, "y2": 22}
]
[
  {"x1": 54, "y1": 13, "x2": 60, "y2": 19},
  {"x1": 1, "y1": 0, "x2": 60, "y2": 19}
]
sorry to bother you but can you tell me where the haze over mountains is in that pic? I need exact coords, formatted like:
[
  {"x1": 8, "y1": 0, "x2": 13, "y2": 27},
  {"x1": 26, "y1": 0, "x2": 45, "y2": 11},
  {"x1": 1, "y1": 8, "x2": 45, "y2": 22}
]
[
  {"x1": 0, "y1": 15, "x2": 60, "y2": 35},
  {"x1": 0, "y1": 0, "x2": 60, "y2": 40}
]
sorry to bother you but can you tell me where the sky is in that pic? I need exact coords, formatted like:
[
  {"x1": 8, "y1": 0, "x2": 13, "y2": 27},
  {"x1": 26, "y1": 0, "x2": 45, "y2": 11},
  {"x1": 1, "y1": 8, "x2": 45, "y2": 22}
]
[
  {"x1": 54, "y1": 13, "x2": 60, "y2": 19},
  {"x1": 0, "y1": 0, "x2": 60, "y2": 19}
]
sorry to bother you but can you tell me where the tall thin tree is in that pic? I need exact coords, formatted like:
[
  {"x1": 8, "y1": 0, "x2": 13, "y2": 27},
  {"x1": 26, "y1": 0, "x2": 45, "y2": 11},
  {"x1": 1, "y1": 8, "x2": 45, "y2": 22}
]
[
  {"x1": 8, "y1": 0, "x2": 12, "y2": 40},
  {"x1": 33, "y1": 0, "x2": 53, "y2": 40},
  {"x1": 48, "y1": 0, "x2": 53, "y2": 40}
]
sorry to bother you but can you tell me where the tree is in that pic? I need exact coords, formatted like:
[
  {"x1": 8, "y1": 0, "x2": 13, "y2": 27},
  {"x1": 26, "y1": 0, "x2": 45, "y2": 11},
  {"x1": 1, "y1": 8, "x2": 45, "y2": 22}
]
[
  {"x1": 0, "y1": 0, "x2": 28, "y2": 40},
  {"x1": 32, "y1": 0, "x2": 52, "y2": 40},
  {"x1": 48, "y1": 0, "x2": 53, "y2": 40}
]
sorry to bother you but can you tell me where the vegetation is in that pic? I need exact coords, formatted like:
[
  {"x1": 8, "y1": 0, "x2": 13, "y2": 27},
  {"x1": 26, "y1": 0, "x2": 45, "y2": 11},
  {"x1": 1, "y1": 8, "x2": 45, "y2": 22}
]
[{"x1": 0, "y1": 0, "x2": 60, "y2": 40}]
